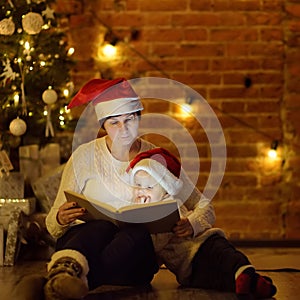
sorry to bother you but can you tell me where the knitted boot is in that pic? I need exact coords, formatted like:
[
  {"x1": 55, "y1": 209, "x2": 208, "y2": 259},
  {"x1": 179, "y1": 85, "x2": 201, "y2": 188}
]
[
  {"x1": 44, "y1": 249, "x2": 89, "y2": 300},
  {"x1": 236, "y1": 267, "x2": 277, "y2": 299}
]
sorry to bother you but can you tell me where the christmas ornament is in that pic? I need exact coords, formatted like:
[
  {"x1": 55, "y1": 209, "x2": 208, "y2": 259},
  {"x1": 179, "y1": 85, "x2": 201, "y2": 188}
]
[
  {"x1": 42, "y1": 88, "x2": 57, "y2": 137},
  {"x1": 9, "y1": 118, "x2": 27, "y2": 136},
  {"x1": 1, "y1": 58, "x2": 18, "y2": 86},
  {"x1": 42, "y1": 6, "x2": 55, "y2": 19},
  {"x1": 42, "y1": 88, "x2": 58, "y2": 104},
  {"x1": 0, "y1": 17, "x2": 15, "y2": 35},
  {"x1": 22, "y1": 12, "x2": 44, "y2": 35}
]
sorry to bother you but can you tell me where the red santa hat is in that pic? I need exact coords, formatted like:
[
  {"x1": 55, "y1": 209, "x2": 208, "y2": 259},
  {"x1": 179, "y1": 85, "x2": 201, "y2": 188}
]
[
  {"x1": 67, "y1": 78, "x2": 143, "y2": 120},
  {"x1": 126, "y1": 148, "x2": 183, "y2": 196}
]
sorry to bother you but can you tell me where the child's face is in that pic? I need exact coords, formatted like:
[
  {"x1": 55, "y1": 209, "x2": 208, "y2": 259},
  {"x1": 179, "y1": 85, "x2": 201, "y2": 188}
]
[{"x1": 133, "y1": 170, "x2": 167, "y2": 203}]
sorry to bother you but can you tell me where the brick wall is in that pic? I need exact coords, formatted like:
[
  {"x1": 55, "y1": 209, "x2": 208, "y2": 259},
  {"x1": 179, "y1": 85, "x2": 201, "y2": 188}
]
[{"x1": 54, "y1": 0, "x2": 300, "y2": 241}]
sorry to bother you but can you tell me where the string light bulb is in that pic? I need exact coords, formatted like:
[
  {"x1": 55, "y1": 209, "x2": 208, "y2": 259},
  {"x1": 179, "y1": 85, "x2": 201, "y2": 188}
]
[
  {"x1": 63, "y1": 88, "x2": 69, "y2": 97},
  {"x1": 67, "y1": 47, "x2": 75, "y2": 56},
  {"x1": 268, "y1": 140, "x2": 279, "y2": 159},
  {"x1": 102, "y1": 43, "x2": 117, "y2": 58},
  {"x1": 13, "y1": 93, "x2": 19, "y2": 106}
]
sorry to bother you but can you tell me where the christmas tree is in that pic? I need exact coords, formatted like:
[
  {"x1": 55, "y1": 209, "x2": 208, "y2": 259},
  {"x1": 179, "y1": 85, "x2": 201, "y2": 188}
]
[{"x1": 0, "y1": 0, "x2": 75, "y2": 167}]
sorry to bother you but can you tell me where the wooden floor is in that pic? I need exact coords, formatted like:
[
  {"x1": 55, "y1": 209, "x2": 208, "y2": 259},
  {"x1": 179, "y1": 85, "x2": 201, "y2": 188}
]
[{"x1": 1, "y1": 247, "x2": 300, "y2": 300}]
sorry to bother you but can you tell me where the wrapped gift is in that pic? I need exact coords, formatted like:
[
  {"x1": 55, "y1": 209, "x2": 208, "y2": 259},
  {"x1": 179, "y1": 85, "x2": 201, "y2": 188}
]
[
  {"x1": 4, "y1": 207, "x2": 23, "y2": 266},
  {"x1": 31, "y1": 164, "x2": 65, "y2": 212},
  {"x1": 0, "y1": 198, "x2": 36, "y2": 216},
  {"x1": 19, "y1": 143, "x2": 61, "y2": 184},
  {"x1": 0, "y1": 215, "x2": 11, "y2": 231},
  {"x1": 19, "y1": 144, "x2": 40, "y2": 184},
  {"x1": 0, "y1": 172, "x2": 24, "y2": 198},
  {"x1": 0, "y1": 225, "x2": 3, "y2": 266},
  {"x1": 40, "y1": 143, "x2": 60, "y2": 175}
]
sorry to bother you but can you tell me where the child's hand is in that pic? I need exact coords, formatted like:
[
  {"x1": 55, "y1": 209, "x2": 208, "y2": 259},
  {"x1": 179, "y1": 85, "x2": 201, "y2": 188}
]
[
  {"x1": 173, "y1": 217, "x2": 194, "y2": 237},
  {"x1": 133, "y1": 196, "x2": 150, "y2": 204}
]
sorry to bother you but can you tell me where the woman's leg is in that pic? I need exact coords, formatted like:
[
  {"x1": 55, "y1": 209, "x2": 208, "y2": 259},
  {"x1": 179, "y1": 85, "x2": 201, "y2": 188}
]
[
  {"x1": 88, "y1": 224, "x2": 159, "y2": 289},
  {"x1": 55, "y1": 220, "x2": 119, "y2": 256},
  {"x1": 56, "y1": 221, "x2": 159, "y2": 290}
]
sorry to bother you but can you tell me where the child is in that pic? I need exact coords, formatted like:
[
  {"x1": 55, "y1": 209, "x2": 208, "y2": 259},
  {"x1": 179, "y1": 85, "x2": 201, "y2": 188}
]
[{"x1": 126, "y1": 148, "x2": 277, "y2": 299}]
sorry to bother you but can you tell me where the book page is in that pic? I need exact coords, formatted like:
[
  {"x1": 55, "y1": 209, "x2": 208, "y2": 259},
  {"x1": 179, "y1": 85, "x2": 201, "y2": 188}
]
[
  {"x1": 64, "y1": 190, "x2": 180, "y2": 233},
  {"x1": 118, "y1": 199, "x2": 179, "y2": 223},
  {"x1": 64, "y1": 190, "x2": 117, "y2": 223}
]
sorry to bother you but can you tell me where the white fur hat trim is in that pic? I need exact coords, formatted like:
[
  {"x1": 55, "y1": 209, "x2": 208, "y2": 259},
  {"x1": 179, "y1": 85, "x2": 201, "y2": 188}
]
[{"x1": 130, "y1": 158, "x2": 183, "y2": 195}]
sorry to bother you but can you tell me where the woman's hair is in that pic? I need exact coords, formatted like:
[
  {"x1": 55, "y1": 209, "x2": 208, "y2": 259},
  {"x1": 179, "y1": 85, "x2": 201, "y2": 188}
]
[{"x1": 99, "y1": 110, "x2": 141, "y2": 129}]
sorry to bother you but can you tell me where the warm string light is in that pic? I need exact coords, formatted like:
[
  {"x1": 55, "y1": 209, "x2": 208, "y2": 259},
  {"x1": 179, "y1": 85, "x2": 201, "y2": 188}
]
[
  {"x1": 102, "y1": 43, "x2": 117, "y2": 58},
  {"x1": 13, "y1": 93, "x2": 19, "y2": 106},
  {"x1": 67, "y1": 47, "x2": 75, "y2": 56},
  {"x1": 267, "y1": 140, "x2": 279, "y2": 160}
]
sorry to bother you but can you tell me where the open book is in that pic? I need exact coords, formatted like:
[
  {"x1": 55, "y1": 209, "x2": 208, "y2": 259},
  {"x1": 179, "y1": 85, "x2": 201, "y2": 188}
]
[{"x1": 64, "y1": 190, "x2": 180, "y2": 234}]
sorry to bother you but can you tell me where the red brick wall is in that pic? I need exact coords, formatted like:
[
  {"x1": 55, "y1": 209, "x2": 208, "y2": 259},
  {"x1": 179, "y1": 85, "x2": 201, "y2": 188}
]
[{"x1": 54, "y1": 0, "x2": 300, "y2": 241}]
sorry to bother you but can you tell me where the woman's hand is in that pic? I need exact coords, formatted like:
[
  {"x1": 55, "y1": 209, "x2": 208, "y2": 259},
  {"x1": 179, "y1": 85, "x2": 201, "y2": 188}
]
[
  {"x1": 57, "y1": 201, "x2": 86, "y2": 225},
  {"x1": 173, "y1": 217, "x2": 194, "y2": 237}
]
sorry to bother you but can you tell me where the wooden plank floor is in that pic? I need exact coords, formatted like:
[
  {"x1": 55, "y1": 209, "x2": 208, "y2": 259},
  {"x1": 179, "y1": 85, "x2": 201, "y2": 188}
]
[{"x1": 1, "y1": 247, "x2": 300, "y2": 300}]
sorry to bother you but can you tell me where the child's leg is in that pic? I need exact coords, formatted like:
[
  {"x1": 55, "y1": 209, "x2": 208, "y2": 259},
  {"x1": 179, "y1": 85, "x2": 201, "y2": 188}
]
[
  {"x1": 187, "y1": 234, "x2": 276, "y2": 298},
  {"x1": 188, "y1": 233, "x2": 250, "y2": 291}
]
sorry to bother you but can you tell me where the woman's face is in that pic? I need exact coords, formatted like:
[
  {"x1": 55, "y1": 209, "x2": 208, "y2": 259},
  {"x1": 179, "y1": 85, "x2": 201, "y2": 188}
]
[{"x1": 103, "y1": 113, "x2": 139, "y2": 146}]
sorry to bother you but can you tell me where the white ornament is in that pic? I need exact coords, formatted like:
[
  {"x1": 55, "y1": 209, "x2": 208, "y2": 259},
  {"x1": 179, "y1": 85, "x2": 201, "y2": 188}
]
[
  {"x1": 22, "y1": 12, "x2": 44, "y2": 35},
  {"x1": 9, "y1": 118, "x2": 27, "y2": 136},
  {"x1": 42, "y1": 88, "x2": 58, "y2": 104},
  {"x1": 0, "y1": 17, "x2": 15, "y2": 35}
]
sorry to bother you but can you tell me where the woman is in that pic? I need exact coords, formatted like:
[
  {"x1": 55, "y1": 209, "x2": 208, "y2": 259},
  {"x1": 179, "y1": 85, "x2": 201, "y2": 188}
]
[{"x1": 43, "y1": 78, "x2": 160, "y2": 299}]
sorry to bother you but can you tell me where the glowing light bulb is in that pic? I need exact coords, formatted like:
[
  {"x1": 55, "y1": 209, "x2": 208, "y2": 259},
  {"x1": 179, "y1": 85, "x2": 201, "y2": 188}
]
[
  {"x1": 63, "y1": 89, "x2": 69, "y2": 97},
  {"x1": 268, "y1": 149, "x2": 277, "y2": 159},
  {"x1": 68, "y1": 47, "x2": 75, "y2": 56},
  {"x1": 181, "y1": 103, "x2": 192, "y2": 114},
  {"x1": 13, "y1": 93, "x2": 19, "y2": 106},
  {"x1": 24, "y1": 41, "x2": 30, "y2": 50},
  {"x1": 179, "y1": 103, "x2": 193, "y2": 118},
  {"x1": 102, "y1": 44, "x2": 117, "y2": 58}
]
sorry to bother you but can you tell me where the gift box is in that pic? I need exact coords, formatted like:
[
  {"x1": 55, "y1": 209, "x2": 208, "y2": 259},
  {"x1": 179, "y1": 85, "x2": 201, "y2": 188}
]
[
  {"x1": 39, "y1": 143, "x2": 60, "y2": 175},
  {"x1": 4, "y1": 207, "x2": 23, "y2": 266},
  {"x1": 19, "y1": 143, "x2": 61, "y2": 185},
  {"x1": 31, "y1": 164, "x2": 64, "y2": 212},
  {"x1": 0, "y1": 198, "x2": 36, "y2": 217},
  {"x1": 19, "y1": 144, "x2": 40, "y2": 185},
  {"x1": 0, "y1": 225, "x2": 4, "y2": 266},
  {"x1": 0, "y1": 172, "x2": 24, "y2": 198},
  {"x1": 0, "y1": 215, "x2": 11, "y2": 231}
]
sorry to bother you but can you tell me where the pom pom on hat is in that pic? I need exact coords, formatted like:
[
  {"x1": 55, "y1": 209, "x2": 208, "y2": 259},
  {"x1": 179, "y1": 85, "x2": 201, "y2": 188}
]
[
  {"x1": 67, "y1": 78, "x2": 143, "y2": 120},
  {"x1": 127, "y1": 148, "x2": 183, "y2": 196}
]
